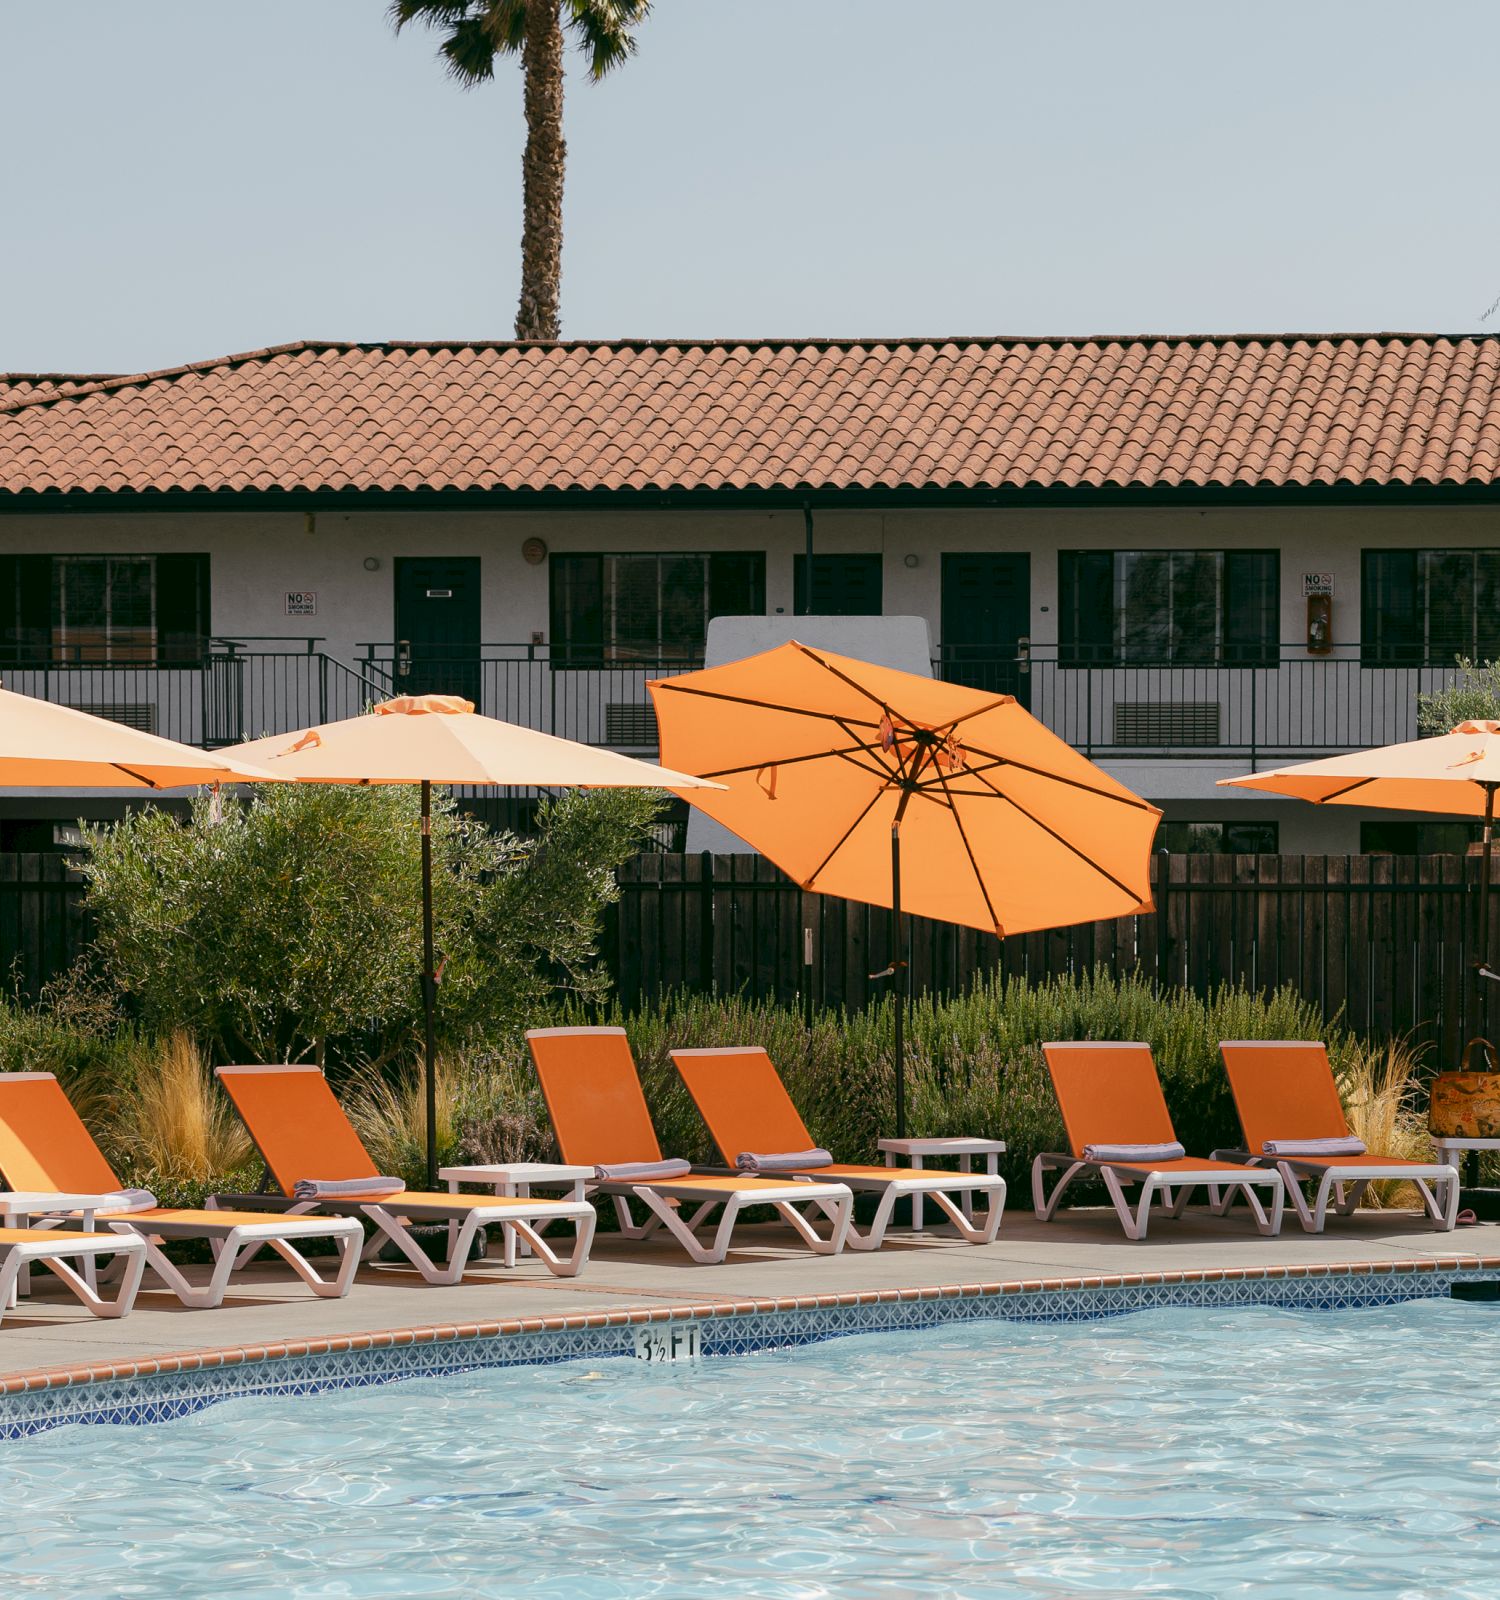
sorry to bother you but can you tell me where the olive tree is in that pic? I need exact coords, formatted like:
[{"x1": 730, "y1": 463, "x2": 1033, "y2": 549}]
[{"x1": 80, "y1": 782, "x2": 661, "y2": 1064}]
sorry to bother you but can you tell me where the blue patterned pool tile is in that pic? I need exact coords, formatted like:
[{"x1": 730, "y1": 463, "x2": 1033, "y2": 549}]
[{"x1": 2, "y1": 1267, "x2": 1495, "y2": 1438}]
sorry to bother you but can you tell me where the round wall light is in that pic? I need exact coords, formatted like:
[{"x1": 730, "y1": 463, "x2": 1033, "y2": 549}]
[
  {"x1": 522, "y1": 537, "x2": 548, "y2": 565},
  {"x1": 362, "y1": 556, "x2": 381, "y2": 572},
  {"x1": 904, "y1": 553, "x2": 919, "y2": 568}
]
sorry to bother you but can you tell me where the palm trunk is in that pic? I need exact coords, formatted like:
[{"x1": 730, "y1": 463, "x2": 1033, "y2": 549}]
[{"x1": 516, "y1": 0, "x2": 565, "y2": 341}]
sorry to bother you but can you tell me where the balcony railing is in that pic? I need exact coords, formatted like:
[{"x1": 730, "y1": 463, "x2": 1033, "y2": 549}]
[
  {"x1": 348, "y1": 640, "x2": 1457, "y2": 763},
  {"x1": 934, "y1": 643, "x2": 1449, "y2": 762},
  {"x1": 0, "y1": 638, "x2": 388, "y2": 749},
  {"x1": 0, "y1": 638, "x2": 1466, "y2": 767}
]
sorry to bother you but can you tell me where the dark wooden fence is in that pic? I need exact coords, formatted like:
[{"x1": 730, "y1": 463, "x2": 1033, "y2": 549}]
[
  {"x1": 4, "y1": 848, "x2": 1497, "y2": 1068},
  {"x1": 605, "y1": 852, "x2": 1500, "y2": 1066},
  {"x1": 0, "y1": 854, "x2": 90, "y2": 1000}
]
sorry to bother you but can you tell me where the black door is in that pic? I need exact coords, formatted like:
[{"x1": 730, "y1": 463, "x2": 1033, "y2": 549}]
[
  {"x1": 940, "y1": 553, "x2": 1030, "y2": 703},
  {"x1": 394, "y1": 557, "x2": 482, "y2": 705}
]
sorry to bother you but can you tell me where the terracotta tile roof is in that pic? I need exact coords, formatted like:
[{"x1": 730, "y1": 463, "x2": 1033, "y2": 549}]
[
  {"x1": 2, "y1": 335, "x2": 1499, "y2": 498},
  {"x1": 0, "y1": 373, "x2": 119, "y2": 405}
]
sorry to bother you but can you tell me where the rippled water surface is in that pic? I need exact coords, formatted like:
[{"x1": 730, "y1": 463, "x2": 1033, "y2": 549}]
[{"x1": 5, "y1": 1299, "x2": 1500, "y2": 1598}]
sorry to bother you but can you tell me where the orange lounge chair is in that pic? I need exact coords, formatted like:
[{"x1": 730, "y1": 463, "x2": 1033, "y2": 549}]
[
  {"x1": 526, "y1": 1027, "x2": 852, "y2": 1264},
  {"x1": 1034, "y1": 1043, "x2": 1285, "y2": 1240},
  {"x1": 1218, "y1": 1040, "x2": 1459, "y2": 1232},
  {"x1": 215, "y1": 1065, "x2": 596, "y2": 1283},
  {"x1": 670, "y1": 1046, "x2": 1006, "y2": 1250},
  {"x1": 0, "y1": 1072, "x2": 363, "y2": 1308}
]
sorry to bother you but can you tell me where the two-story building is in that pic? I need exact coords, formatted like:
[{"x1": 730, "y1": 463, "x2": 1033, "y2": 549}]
[{"x1": 2, "y1": 332, "x2": 1499, "y2": 851}]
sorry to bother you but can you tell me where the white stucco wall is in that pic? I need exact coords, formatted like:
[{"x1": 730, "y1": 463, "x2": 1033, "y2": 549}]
[{"x1": 0, "y1": 498, "x2": 1490, "y2": 822}]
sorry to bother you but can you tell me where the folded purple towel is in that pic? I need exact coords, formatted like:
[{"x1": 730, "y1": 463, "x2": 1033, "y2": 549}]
[
  {"x1": 292, "y1": 1175, "x2": 405, "y2": 1201},
  {"x1": 1083, "y1": 1142, "x2": 1186, "y2": 1164},
  {"x1": 1262, "y1": 1137, "x2": 1367, "y2": 1158},
  {"x1": 736, "y1": 1149, "x2": 834, "y2": 1173},
  {"x1": 594, "y1": 1159, "x2": 692, "y2": 1182}
]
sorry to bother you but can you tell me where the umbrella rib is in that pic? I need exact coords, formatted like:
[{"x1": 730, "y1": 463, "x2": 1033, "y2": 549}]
[
  {"x1": 1298, "y1": 775, "x2": 1375, "y2": 805},
  {"x1": 803, "y1": 785, "x2": 890, "y2": 889},
  {"x1": 113, "y1": 764, "x2": 158, "y2": 787},
  {"x1": 932, "y1": 767, "x2": 1006, "y2": 935},
  {"x1": 791, "y1": 643, "x2": 899, "y2": 720},
  {"x1": 952, "y1": 744, "x2": 1159, "y2": 812},
  {"x1": 696, "y1": 741, "x2": 879, "y2": 780},
  {"x1": 650, "y1": 681, "x2": 883, "y2": 731},
  {"x1": 966, "y1": 766, "x2": 1147, "y2": 901}
]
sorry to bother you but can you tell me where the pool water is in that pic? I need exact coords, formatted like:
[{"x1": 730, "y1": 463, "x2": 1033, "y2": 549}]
[{"x1": 4, "y1": 1299, "x2": 1500, "y2": 1598}]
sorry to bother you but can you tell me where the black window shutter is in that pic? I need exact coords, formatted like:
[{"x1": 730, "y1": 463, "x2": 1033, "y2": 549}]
[
  {"x1": 794, "y1": 554, "x2": 883, "y2": 616},
  {"x1": 1362, "y1": 550, "x2": 1419, "y2": 665},
  {"x1": 156, "y1": 554, "x2": 209, "y2": 665},
  {"x1": 1059, "y1": 551, "x2": 1113, "y2": 665},
  {"x1": 549, "y1": 554, "x2": 602, "y2": 667},
  {"x1": 708, "y1": 553, "x2": 765, "y2": 620},
  {"x1": 1223, "y1": 551, "x2": 1278, "y2": 665},
  {"x1": 0, "y1": 557, "x2": 48, "y2": 664}
]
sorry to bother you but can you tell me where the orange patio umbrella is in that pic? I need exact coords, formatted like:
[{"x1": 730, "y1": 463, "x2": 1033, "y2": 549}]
[
  {"x1": 0, "y1": 685, "x2": 279, "y2": 788},
  {"x1": 649, "y1": 642, "x2": 1160, "y2": 1134},
  {"x1": 1222, "y1": 720, "x2": 1500, "y2": 994},
  {"x1": 222, "y1": 694, "x2": 720, "y2": 1184}
]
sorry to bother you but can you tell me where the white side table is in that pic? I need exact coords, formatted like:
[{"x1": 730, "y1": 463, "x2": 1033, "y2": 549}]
[
  {"x1": 876, "y1": 1138, "x2": 1007, "y2": 1231},
  {"x1": 1433, "y1": 1136, "x2": 1500, "y2": 1189},
  {"x1": 0, "y1": 1191, "x2": 114, "y2": 1301},
  {"x1": 438, "y1": 1163, "x2": 594, "y2": 1268}
]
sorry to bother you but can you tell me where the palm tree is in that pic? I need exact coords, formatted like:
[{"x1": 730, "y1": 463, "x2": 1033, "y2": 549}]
[{"x1": 391, "y1": 1, "x2": 651, "y2": 341}]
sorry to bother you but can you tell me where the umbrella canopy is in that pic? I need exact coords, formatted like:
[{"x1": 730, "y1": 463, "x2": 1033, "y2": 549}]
[
  {"x1": 1221, "y1": 720, "x2": 1500, "y2": 1035},
  {"x1": 223, "y1": 693, "x2": 716, "y2": 789},
  {"x1": 649, "y1": 642, "x2": 1159, "y2": 936},
  {"x1": 1219, "y1": 722, "x2": 1500, "y2": 816},
  {"x1": 0, "y1": 685, "x2": 279, "y2": 788},
  {"x1": 221, "y1": 694, "x2": 720, "y2": 1186},
  {"x1": 649, "y1": 642, "x2": 1160, "y2": 1136}
]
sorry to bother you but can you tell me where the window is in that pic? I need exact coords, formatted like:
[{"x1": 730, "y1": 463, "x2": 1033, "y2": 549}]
[
  {"x1": 550, "y1": 552, "x2": 765, "y2": 665},
  {"x1": 0, "y1": 554, "x2": 209, "y2": 665},
  {"x1": 1362, "y1": 549, "x2": 1500, "y2": 666},
  {"x1": 1361, "y1": 820, "x2": 1480, "y2": 855},
  {"x1": 794, "y1": 554, "x2": 883, "y2": 616},
  {"x1": 1059, "y1": 549, "x2": 1278, "y2": 666},
  {"x1": 1156, "y1": 821, "x2": 1278, "y2": 854}
]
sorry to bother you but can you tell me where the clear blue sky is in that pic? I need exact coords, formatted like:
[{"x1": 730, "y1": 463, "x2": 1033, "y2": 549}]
[{"x1": 3, "y1": 0, "x2": 1498, "y2": 375}]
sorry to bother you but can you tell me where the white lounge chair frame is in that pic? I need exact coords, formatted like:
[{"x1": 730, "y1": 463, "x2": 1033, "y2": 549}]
[
  {"x1": 1031, "y1": 1152, "x2": 1285, "y2": 1241},
  {"x1": 215, "y1": 1065, "x2": 597, "y2": 1284},
  {"x1": 0, "y1": 1230, "x2": 147, "y2": 1324},
  {"x1": 596, "y1": 1176, "x2": 851, "y2": 1265},
  {"x1": 668, "y1": 1046, "x2": 1006, "y2": 1251},
  {"x1": 1211, "y1": 1147, "x2": 1460, "y2": 1234}
]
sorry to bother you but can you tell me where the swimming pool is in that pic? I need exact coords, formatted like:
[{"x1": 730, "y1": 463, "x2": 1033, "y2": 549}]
[{"x1": 3, "y1": 1298, "x2": 1497, "y2": 1598}]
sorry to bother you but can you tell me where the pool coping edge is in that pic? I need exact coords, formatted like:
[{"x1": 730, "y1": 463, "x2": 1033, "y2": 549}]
[{"x1": 5, "y1": 1251, "x2": 1498, "y2": 1398}]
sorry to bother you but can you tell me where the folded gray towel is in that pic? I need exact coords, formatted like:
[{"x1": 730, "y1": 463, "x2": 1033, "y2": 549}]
[
  {"x1": 1262, "y1": 1136, "x2": 1367, "y2": 1158},
  {"x1": 292, "y1": 1175, "x2": 405, "y2": 1201},
  {"x1": 736, "y1": 1149, "x2": 834, "y2": 1173},
  {"x1": 97, "y1": 1188, "x2": 159, "y2": 1214},
  {"x1": 1083, "y1": 1142, "x2": 1186, "y2": 1164},
  {"x1": 594, "y1": 1159, "x2": 692, "y2": 1182}
]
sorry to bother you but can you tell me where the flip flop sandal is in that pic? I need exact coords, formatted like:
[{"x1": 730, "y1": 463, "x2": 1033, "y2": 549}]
[{"x1": 1457, "y1": 1209, "x2": 1479, "y2": 1226}]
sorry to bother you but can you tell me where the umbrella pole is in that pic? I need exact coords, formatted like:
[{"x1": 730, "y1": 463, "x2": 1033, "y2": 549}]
[
  {"x1": 421, "y1": 778, "x2": 438, "y2": 1190},
  {"x1": 892, "y1": 818, "x2": 907, "y2": 1140}
]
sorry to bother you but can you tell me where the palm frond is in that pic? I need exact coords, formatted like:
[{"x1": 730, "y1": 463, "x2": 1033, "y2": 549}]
[
  {"x1": 565, "y1": 0, "x2": 651, "y2": 80},
  {"x1": 390, "y1": 0, "x2": 526, "y2": 84}
]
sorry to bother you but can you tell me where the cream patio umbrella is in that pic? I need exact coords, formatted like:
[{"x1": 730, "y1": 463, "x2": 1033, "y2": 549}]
[
  {"x1": 0, "y1": 685, "x2": 279, "y2": 788},
  {"x1": 1221, "y1": 720, "x2": 1500, "y2": 1015},
  {"x1": 221, "y1": 694, "x2": 721, "y2": 1185}
]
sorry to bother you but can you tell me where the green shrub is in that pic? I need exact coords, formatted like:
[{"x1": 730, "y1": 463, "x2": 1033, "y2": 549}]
[
  {"x1": 78, "y1": 782, "x2": 662, "y2": 1067},
  {"x1": 1417, "y1": 656, "x2": 1500, "y2": 736}
]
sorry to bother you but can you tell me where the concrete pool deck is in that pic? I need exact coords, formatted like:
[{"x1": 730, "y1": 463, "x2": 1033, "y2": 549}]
[{"x1": 5, "y1": 1207, "x2": 1500, "y2": 1394}]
